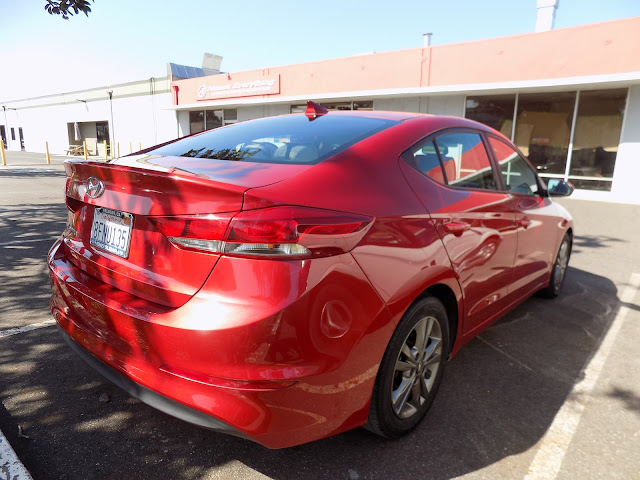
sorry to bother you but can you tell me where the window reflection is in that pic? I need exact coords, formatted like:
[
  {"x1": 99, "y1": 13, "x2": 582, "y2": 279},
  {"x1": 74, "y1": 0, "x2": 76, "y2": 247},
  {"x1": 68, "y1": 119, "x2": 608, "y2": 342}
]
[
  {"x1": 290, "y1": 101, "x2": 373, "y2": 113},
  {"x1": 435, "y1": 132, "x2": 497, "y2": 190},
  {"x1": 515, "y1": 92, "x2": 576, "y2": 176},
  {"x1": 189, "y1": 109, "x2": 236, "y2": 134},
  {"x1": 205, "y1": 110, "x2": 223, "y2": 130},
  {"x1": 189, "y1": 111, "x2": 205, "y2": 134},
  {"x1": 489, "y1": 137, "x2": 538, "y2": 195},
  {"x1": 570, "y1": 89, "x2": 626, "y2": 183},
  {"x1": 465, "y1": 95, "x2": 515, "y2": 139}
]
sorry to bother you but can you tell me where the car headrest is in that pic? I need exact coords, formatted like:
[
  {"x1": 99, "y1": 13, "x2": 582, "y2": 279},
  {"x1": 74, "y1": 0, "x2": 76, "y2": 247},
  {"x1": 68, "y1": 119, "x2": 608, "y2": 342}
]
[{"x1": 289, "y1": 145, "x2": 319, "y2": 163}]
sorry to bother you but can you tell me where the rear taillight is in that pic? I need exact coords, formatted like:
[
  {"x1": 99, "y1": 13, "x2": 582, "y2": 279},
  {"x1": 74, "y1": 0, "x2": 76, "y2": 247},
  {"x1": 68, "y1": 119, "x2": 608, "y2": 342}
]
[
  {"x1": 65, "y1": 196, "x2": 82, "y2": 213},
  {"x1": 149, "y1": 207, "x2": 373, "y2": 258},
  {"x1": 149, "y1": 214, "x2": 235, "y2": 253},
  {"x1": 64, "y1": 196, "x2": 83, "y2": 237}
]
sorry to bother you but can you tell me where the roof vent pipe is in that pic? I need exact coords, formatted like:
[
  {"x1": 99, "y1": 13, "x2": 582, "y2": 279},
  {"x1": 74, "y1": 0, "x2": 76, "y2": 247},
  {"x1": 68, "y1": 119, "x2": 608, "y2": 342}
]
[
  {"x1": 423, "y1": 33, "x2": 433, "y2": 47},
  {"x1": 536, "y1": 0, "x2": 559, "y2": 32}
]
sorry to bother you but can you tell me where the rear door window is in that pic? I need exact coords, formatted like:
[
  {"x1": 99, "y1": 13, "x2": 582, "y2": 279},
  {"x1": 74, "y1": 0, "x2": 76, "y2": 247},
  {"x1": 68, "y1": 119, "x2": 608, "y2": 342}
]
[
  {"x1": 434, "y1": 131, "x2": 498, "y2": 190},
  {"x1": 488, "y1": 136, "x2": 539, "y2": 195}
]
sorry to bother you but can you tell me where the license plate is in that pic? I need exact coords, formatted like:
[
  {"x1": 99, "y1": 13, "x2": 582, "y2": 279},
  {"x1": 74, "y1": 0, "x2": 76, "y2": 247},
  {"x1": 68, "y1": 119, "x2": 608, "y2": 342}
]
[{"x1": 90, "y1": 207, "x2": 133, "y2": 258}]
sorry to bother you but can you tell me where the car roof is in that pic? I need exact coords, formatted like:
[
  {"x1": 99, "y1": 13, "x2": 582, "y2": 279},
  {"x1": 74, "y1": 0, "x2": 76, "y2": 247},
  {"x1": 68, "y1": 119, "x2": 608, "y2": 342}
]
[
  {"x1": 324, "y1": 110, "x2": 419, "y2": 121},
  {"x1": 322, "y1": 110, "x2": 505, "y2": 137}
]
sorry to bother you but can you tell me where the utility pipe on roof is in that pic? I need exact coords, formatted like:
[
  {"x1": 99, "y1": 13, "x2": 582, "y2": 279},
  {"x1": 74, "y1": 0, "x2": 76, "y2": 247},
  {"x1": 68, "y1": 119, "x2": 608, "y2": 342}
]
[{"x1": 536, "y1": 0, "x2": 559, "y2": 32}]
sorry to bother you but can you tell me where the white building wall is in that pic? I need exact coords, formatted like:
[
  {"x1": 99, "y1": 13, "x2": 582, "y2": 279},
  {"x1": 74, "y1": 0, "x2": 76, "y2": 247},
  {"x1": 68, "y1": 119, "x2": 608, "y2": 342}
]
[
  {"x1": 177, "y1": 110, "x2": 190, "y2": 137},
  {"x1": 374, "y1": 97, "x2": 421, "y2": 112},
  {"x1": 238, "y1": 105, "x2": 268, "y2": 122},
  {"x1": 266, "y1": 104, "x2": 290, "y2": 117},
  {"x1": 237, "y1": 103, "x2": 289, "y2": 122},
  {"x1": 151, "y1": 93, "x2": 179, "y2": 145},
  {"x1": 374, "y1": 95, "x2": 465, "y2": 116},
  {"x1": 425, "y1": 95, "x2": 466, "y2": 116},
  {"x1": 2, "y1": 81, "x2": 176, "y2": 156},
  {"x1": 612, "y1": 85, "x2": 640, "y2": 203}
]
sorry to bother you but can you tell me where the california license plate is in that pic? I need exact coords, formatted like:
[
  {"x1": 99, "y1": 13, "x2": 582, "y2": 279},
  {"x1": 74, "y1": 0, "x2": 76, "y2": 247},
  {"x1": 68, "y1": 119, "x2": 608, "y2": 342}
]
[{"x1": 90, "y1": 207, "x2": 133, "y2": 258}]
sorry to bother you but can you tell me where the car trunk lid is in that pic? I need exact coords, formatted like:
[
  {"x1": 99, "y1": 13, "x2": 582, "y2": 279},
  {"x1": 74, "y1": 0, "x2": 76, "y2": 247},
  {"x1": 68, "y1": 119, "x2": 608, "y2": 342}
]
[{"x1": 62, "y1": 157, "x2": 311, "y2": 307}]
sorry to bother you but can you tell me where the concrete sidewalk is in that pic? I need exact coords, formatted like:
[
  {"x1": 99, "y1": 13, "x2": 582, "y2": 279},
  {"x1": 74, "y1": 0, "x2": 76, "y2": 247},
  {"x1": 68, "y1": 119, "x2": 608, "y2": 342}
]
[{"x1": 0, "y1": 150, "x2": 97, "y2": 170}]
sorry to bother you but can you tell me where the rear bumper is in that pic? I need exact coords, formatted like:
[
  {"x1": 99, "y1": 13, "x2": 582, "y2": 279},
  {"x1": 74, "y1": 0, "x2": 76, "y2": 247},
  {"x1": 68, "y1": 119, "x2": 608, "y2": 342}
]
[
  {"x1": 57, "y1": 325, "x2": 246, "y2": 438},
  {"x1": 48, "y1": 238, "x2": 394, "y2": 448}
]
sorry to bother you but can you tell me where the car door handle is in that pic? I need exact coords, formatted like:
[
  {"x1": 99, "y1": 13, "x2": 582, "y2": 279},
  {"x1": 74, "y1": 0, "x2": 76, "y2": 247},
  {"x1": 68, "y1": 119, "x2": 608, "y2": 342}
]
[
  {"x1": 443, "y1": 222, "x2": 470, "y2": 236},
  {"x1": 518, "y1": 217, "x2": 531, "y2": 228}
]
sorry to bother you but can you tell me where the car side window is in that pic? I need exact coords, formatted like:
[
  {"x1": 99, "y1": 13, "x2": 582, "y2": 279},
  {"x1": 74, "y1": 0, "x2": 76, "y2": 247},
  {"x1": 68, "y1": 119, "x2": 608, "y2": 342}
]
[
  {"x1": 488, "y1": 137, "x2": 539, "y2": 195},
  {"x1": 434, "y1": 132, "x2": 498, "y2": 190}
]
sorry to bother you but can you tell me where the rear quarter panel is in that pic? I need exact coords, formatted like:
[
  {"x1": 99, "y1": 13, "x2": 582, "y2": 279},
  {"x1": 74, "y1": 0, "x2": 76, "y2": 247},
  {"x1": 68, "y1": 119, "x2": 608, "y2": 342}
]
[{"x1": 244, "y1": 118, "x2": 465, "y2": 353}]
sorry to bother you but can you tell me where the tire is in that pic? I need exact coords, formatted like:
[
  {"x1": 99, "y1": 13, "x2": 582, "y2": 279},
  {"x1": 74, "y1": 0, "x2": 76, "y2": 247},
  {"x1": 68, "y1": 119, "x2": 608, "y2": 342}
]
[
  {"x1": 367, "y1": 296, "x2": 449, "y2": 438},
  {"x1": 539, "y1": 232, "x2": 572, "y2": 298}
]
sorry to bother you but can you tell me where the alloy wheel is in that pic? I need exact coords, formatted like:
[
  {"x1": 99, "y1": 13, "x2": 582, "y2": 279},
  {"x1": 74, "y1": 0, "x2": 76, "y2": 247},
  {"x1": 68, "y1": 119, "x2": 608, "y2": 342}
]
[
  {"x1": 553, "y1": 239, "x2": 570, "y2": 291},
  {"x1": 391, "y1": 316, "x2": 443, "y2": 419}
]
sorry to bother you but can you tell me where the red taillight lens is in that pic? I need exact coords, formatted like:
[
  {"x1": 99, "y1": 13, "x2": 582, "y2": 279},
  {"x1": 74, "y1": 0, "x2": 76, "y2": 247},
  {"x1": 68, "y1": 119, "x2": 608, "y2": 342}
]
[
  {"x1": 150, "y1": 207, "x2": 374, "y2": 258},
  {"x1": 150, "y1": 215, "x2": 232, "y2": 239},
  {"x1": 226, "y1": 207, "x2": 373, "y2": 257},
  {"x1": 148, "y1": 214, "x2": 234, "y2": 253},
  {"x1": 64, "y1": 196, "x2": 83, "y2": 237},
  {"x1": 65, "y1": 196, "x2": 83, "y2": 213}
]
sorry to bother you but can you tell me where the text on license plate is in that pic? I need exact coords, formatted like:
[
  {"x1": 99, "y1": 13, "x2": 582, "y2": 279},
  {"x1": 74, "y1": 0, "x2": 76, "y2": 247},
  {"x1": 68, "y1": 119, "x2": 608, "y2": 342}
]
[{"x1": 90, "y1": 207, "x2": 133, "y2": 258}]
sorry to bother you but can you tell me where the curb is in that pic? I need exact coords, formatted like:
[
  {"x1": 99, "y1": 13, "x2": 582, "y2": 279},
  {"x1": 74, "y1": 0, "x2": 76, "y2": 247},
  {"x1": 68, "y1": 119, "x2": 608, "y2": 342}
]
[{"x1": 0, "y1": 428, "x2": 33, "y2": 480}]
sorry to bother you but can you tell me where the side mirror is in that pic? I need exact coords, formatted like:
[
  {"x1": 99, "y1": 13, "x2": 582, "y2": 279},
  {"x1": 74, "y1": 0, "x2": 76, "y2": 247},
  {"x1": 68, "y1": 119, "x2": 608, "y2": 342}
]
[{"x1": 546, "y1": 178, "x2": 574, "y2": 197}]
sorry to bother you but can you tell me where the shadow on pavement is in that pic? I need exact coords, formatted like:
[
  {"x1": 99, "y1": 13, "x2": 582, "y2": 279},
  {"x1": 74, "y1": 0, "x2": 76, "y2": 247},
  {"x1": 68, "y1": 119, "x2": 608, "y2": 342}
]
[
  {"x1": 0, "y1": 204, "x2": 67, "y2": 328},
  {"x1": 572, "y1": 234, "x2": 624, "y2": 253},
  {"x1": 0, "y1": 265, "x2": 623, "y2": 480},
  {"x1": 606, "y1": 387, "x2": 640, "y2": 415}
]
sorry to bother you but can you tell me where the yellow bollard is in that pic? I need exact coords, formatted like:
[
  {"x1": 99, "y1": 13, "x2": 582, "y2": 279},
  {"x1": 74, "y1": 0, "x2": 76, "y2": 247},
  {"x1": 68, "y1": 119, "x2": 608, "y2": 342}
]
[
  {"x1": 110, "y1": 141, "x2": 114, "y2": 160},
  {"x1": 129, "y1": 141, "x2": 132, "y2": 154},
  {"x1": 1, "y1": 138, "x2": 6, "y2": 166},
  {"x1": 139, "y1": 142, "x2": 142, "y2": 152},
  {"x1": 45, "y1": 141, "x2": 51, "y2": 165},
  {"x1": 83, "y1": 140, "x2": 88, "y2": 161},
  {"x1": 103, "y1": 140, "x2": 108, "y2": 161},
  {"x1": 117, "y1": 143, "x2": 120, "y2": 158}
]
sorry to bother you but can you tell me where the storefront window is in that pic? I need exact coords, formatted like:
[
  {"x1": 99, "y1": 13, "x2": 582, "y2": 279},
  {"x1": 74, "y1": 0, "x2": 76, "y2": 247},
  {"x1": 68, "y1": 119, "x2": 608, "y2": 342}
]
[
  {"x1": 567, "y1": 178, "x2": 612, "y2": 191},
  {"x1": 353, "y1": 101, "x2": 373, "y2": 110},
  {"x1": 205, "y1": 110, "x2": 222, "y2": 130},
  {"x1": 96, "y1": 122, "x2": 110, "y2": 143},
  {"x1": 290, "y1": 101, "x2": 373, "y2": 114},
  {"x1": 191, "y1": 109, "x2": 237, "y2": 133},
  {"x1": 189, "y1": 111, "x2": 205, "y2": 134},
  {"x1": 515, "y1": 92, "x2": 576, "y2": 176},
  {"x1": 465, "y1": 95, "x2": 515, "y2": 139},
  {"x1": 567, "y1": 89, "x2": 626, "y2": 192}
]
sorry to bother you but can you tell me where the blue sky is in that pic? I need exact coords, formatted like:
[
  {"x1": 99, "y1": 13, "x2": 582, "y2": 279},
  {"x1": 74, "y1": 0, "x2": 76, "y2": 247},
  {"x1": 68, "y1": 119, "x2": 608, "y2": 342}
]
[{"x1": 1, "y1": 0, "x2": 639, "y2": 101}]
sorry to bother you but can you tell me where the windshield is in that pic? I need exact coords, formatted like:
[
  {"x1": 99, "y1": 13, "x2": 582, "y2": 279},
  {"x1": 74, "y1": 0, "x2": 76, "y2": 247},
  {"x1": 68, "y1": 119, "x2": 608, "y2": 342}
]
[{"x1": 149, "y1": 114, "x2": 399, "y2": 165}]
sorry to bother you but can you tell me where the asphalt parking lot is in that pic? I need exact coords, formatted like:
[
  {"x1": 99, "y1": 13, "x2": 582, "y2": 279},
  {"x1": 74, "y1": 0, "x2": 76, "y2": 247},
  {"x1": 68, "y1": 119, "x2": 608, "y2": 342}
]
[{"x1": 1, "y1": 151, "x2": 639, "y2": 480}]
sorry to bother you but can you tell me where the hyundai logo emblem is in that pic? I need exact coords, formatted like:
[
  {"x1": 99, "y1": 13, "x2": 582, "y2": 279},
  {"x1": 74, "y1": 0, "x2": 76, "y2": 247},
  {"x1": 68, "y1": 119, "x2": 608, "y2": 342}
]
[{"x1": 86, "y1": 177, "x2": 105, "y2": 199}]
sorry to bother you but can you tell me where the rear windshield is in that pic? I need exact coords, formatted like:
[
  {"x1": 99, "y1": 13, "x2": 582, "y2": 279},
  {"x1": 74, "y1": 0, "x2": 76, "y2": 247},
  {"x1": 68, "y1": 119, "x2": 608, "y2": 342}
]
[{"x1": 149, "y1": 114, "x2": 399, "y2": 165}]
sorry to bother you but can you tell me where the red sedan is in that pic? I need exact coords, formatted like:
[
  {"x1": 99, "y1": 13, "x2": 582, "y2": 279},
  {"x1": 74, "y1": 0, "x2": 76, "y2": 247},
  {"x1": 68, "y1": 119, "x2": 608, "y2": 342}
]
[{"x1": 48, "y1": 103, "x2": 573, "y2": 448}]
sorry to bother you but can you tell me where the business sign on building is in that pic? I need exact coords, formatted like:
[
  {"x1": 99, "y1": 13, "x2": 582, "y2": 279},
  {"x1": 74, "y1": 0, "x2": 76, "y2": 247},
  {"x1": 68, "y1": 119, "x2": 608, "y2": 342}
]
[{"x1": 196, "y1": 75, "x2": 280, "y2": 100}]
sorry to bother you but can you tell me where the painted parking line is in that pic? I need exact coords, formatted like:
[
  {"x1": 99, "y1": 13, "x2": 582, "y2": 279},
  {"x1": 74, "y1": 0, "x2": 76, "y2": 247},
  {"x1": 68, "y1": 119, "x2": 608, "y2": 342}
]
[
  {"x1": 0, "y1": 320, "x2": 55, "y2": 479},
  {"x1": 524, "y1": 272, "x2": 640, "y2": 480},
  {"x1": 0, "y1": 237, "x2": 59, "y2": 247},
  {"x1": 0, "y1": 429, "x2": 34, "y2": 480},
  {"x1": 0, "y1": 320, "x2": 57, "y2": 339}
]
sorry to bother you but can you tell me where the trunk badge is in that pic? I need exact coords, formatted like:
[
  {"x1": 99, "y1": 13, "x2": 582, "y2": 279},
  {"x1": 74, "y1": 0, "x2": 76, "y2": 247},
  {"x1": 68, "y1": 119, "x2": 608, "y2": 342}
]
[{"x1": 86, "y1": 177, "x2": 105, "y2": 199}]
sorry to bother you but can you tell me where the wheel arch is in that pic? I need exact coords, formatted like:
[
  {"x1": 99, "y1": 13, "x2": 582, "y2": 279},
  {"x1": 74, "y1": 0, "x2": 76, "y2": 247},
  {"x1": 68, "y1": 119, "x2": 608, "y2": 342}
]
[
  {"x1": 566, "y1": 227, "x2": 574, "y2": 243},
  {"x1": 418, "y1": 283, "x2": 460, "y2": 356}
]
